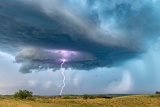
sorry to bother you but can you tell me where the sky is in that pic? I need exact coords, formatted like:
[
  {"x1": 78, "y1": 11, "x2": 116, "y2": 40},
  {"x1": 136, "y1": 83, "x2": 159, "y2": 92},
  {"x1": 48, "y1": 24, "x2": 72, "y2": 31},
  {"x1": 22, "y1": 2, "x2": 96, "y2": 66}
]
[{"x1": 0, "y1": 0, "x2": 160, "y2": 95}]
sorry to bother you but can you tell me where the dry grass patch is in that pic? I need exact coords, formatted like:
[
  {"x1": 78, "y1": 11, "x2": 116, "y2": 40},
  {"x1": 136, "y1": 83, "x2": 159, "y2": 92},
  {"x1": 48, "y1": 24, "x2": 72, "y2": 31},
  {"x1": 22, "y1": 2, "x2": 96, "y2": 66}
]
[{"x1": 0, "y1": 95, "x2": 160, "y2": 107}]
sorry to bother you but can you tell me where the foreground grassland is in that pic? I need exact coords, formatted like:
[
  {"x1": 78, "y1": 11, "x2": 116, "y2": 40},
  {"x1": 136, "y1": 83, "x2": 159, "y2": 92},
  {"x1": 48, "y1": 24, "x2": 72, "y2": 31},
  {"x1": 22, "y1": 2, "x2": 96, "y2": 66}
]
[{"x1": 0, "y1": 95, "x2": 160, "y2": 107}]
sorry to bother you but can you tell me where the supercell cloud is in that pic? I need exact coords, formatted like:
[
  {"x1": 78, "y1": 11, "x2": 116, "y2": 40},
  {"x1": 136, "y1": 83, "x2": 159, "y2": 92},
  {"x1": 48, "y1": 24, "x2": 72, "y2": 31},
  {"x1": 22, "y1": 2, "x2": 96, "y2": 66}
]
[{"x1": 0, "y1": 0, "x2": 160, "y2": 73}]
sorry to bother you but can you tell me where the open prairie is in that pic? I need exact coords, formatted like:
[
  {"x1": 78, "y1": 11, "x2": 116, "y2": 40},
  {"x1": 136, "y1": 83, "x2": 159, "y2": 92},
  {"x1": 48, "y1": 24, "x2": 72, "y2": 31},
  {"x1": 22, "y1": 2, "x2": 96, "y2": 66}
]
[{"x1": 0, "y1": 95, "x2": 160, "y2": 107}]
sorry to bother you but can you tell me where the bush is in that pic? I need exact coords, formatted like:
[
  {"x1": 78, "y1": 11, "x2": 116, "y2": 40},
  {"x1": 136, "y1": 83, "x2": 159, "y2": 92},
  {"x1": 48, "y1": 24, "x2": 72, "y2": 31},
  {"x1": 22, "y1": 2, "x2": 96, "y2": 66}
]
[
  {"x1": 62, "y1": 95, "x2": 78, "y2": 99},
  {"x1": 155, "y1": 91, "x2": 160, "y2": 94},
  {"x1": 14, "y1": 90, "x2": 33, "y2": 99},
  {"x1": 96, "y1": 94, "x2": 113, "y2": 99},
  {"x1": 83, "y1": 94, "x2": 96, "y2": 99}
]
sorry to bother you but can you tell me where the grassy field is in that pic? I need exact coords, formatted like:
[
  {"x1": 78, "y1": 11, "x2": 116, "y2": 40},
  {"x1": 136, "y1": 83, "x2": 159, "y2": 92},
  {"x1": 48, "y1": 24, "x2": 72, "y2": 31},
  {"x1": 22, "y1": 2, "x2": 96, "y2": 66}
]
[{"x1": 0, "y1": 95, "x2": 160, "y2": 107}]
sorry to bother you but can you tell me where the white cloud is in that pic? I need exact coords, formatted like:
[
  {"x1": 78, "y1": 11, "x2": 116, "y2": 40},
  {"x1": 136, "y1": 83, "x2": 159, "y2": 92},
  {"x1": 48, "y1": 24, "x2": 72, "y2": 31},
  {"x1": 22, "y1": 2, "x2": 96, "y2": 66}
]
[
  {"x1": 117, "y1": 71, "x2": 132, "y2": 91},
  {"x1": 42, "y1": 81, "x2": 53, "y2": 89},
  {"x1": 28, "y1": 80, "x2": 38, "y2": 87}
]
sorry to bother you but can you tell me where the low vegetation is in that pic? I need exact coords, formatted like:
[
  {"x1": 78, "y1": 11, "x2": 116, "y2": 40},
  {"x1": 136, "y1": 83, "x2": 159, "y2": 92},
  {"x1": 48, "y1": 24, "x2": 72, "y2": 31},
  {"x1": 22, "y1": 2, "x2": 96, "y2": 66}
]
[
  {"x1": 13, "y1": 90, "x2": 33, "y2": 99},
  {"x1": 155, "y1": 91, "x2": 160, "y2": 94},
  {"x1": 0, "y1": 95, "x2": 160, "y2": 107},
  {"x1": 0, "y1": 90, "x2": 160, "y2": 107}
]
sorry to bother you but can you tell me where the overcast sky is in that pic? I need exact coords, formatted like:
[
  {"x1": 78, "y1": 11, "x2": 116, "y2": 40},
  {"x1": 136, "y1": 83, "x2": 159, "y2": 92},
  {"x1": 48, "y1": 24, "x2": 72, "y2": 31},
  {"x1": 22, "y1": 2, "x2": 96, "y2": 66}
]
[{"x1": 1, "y1": 0, "x2": 160, "y2": 95}]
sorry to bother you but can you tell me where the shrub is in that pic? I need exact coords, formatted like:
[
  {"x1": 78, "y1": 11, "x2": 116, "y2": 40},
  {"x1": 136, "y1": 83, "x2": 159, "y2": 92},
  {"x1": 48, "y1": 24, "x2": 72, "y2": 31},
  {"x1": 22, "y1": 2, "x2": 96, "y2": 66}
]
[
  {"x1": 83, "y1": 94, "x2": 96, "y2": 99},
  {"x1": 96, "y1": 94, "x2": 113, "y2": 99},
  {"x1": 14, "y1": 90, "x2": 33, "y2": 99},
  {"x1": 62, "y1": 95, "x2": 78, "y2": 99},
  {"x1": 155, "y1": 91, "x2": 160, "y2": 94}
]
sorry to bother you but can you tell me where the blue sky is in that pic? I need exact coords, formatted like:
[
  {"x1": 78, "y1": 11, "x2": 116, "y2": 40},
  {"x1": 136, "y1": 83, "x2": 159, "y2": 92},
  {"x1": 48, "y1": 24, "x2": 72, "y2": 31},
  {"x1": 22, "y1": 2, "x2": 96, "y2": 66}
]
[{"x1": 0, "y1": 0, "x2": 160, "y2": 95}]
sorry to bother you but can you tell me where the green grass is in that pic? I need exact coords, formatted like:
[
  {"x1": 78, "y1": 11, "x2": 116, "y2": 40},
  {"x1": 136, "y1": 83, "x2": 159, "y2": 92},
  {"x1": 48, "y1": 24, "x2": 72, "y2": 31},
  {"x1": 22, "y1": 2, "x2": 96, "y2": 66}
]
[{"x1": 0, "y1": 95, "x2": 160, "y2": 107}]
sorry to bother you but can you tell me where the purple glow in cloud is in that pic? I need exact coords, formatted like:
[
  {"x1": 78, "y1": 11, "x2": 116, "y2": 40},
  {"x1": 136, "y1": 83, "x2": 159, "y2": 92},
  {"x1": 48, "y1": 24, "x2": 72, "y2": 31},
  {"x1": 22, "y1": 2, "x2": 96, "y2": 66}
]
[
  {"x1": 15, "y1": 47, "x2": 95, "y2": 73},
  {"x1": 46, "y1": 49, "x2": 93, "y2": 62}
]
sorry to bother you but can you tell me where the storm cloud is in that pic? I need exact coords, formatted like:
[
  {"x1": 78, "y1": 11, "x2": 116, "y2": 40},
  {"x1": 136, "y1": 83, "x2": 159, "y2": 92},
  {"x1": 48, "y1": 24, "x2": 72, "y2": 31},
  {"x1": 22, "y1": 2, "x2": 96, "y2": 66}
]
[{"x1": 0, "y1": 0, "x2": 160, "y2": 73}]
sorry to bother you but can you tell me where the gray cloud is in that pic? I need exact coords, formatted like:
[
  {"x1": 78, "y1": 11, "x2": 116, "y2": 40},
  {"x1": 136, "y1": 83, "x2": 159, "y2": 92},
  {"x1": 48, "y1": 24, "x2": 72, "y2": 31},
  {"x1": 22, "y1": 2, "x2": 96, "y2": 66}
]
[
  {"x1": 15, "y1": 47, "x2": 95, "y2": 73},
  {"x1": 15, "y1": 46, "x2": 139, "y2": 73},
  {"x1": 0, "y1": 0, "x2": 160, "y2": 73}
]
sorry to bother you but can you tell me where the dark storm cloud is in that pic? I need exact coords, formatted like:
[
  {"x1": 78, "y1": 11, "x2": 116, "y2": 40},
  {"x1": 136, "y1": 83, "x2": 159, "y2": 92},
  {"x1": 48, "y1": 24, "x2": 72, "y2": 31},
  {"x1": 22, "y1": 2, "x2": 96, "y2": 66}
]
[{"x1": 0, "y1": 0, "x2": 160, "y2": 73}]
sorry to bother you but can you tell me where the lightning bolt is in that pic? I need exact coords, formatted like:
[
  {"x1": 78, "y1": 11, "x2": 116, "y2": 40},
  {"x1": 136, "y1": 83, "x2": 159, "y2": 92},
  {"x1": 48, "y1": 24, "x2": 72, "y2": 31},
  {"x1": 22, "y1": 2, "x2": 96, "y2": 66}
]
[{"x1": 60, "y1": 60, "x2": 65, "y2": 96}]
